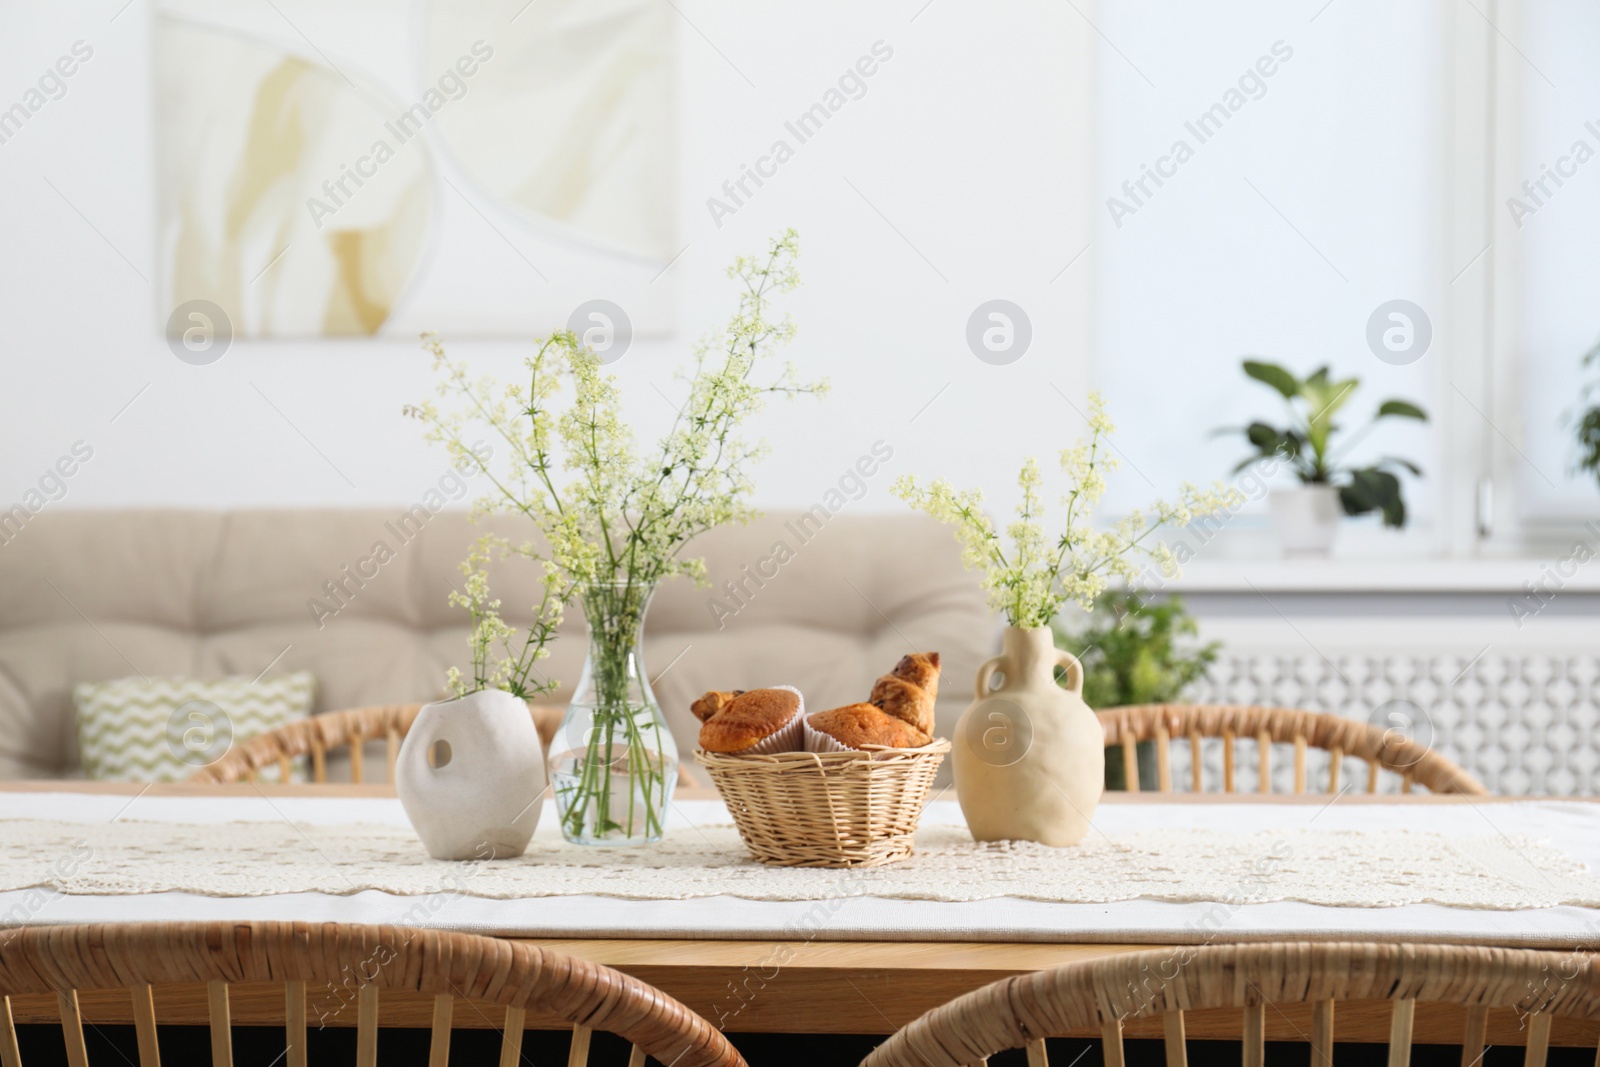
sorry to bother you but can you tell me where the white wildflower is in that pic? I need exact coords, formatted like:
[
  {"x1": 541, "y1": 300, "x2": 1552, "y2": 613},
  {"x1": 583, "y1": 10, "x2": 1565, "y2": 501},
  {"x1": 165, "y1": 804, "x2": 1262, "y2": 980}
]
[{"x1": 895, "y1": 391, "x2": 1235, "y2": 627}]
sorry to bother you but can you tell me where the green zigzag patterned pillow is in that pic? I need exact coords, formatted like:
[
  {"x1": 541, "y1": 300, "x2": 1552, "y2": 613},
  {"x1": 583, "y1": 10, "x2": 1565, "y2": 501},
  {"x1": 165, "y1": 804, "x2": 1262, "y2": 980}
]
[{"x1": 73, "y1": 673, "x2": 316, "y2": 782}]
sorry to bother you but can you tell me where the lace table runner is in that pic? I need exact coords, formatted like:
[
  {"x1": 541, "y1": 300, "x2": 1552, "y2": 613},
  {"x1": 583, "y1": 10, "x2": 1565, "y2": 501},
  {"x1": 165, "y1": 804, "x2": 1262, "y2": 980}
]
[{"x1": 5, "y1": 819, "x2": 1597, "y2": 910}]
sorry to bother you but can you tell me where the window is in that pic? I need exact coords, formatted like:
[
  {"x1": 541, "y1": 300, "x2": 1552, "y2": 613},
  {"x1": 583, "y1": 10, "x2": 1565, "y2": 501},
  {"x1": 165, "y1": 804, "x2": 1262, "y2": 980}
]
[
  {"x1": 1094, "y1": 1, "x2": 1443, "y2": 552},
  {"x1": 1090, "y1": 0, "x2": 1598, "y2": 556}
]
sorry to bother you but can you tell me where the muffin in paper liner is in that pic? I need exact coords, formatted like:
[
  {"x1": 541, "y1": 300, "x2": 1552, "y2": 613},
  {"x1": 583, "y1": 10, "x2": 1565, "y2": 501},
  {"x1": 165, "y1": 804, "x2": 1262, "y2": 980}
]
[
  {"x1": 803, "y1": 716, "x2": 857, "y2": 753},
  {"x1": 721, "y1": 685, "x2": 806, "y2": 755},
  {"x1": 803, "y1": 718, "x2": 947, "y2": 754}
]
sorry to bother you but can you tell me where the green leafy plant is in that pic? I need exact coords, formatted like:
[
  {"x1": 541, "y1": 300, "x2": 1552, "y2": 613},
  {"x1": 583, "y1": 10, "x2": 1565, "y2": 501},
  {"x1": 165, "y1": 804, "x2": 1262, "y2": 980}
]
[
  {"x1": 1054, "y1": 590, "x2": 1219, "y2": 709},
  {"x1": 1226, "y1": 359, "x2": 1427, "y2": 527},
  {"x1": 1575, "y1": 338, "x2": 1600, "y2": 485},
  {"x1": 1055, "y1": 589, "x2": 1219, "y2": 790}
]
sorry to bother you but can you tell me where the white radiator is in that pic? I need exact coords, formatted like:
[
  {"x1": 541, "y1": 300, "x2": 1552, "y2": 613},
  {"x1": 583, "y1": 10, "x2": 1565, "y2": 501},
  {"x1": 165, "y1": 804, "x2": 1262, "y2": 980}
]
[{"x1": 1181, "y1": 617, "x2": 1599, "y2": 796}]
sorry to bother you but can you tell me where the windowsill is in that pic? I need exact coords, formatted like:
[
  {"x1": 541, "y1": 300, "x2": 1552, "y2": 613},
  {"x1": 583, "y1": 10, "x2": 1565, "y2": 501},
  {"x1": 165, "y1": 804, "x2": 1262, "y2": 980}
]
[
  {"x1": 1173, "y1": 558, "x2": 1600, "y2": 594},
  {"x1": 1148, "y1": 518, "x2": 1600, "y2": 593}
]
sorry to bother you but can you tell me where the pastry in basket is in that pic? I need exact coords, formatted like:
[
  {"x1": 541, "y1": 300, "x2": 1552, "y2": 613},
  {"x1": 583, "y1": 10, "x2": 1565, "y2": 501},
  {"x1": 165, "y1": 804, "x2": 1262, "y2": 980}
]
[
  {"x1": 695, "y1": 686, "x2": 805, "y2": 754},
  {"x1": 868, "y1": 652, "x2": 940, "y2": 735},
  {"x1": 806, "y1": 704, "x2": 931, "y2": 750},
  {"x1": 805, "y1": 652, "x2": 942, "y2": 752},
  {"x1": 690, "y1": 690, "x2": 743, "y2": 721}
]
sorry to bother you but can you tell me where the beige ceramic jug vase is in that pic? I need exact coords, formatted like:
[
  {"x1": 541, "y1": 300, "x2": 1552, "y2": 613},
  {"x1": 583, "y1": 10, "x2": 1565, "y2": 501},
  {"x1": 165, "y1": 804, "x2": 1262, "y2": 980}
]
[{"x1": 953, "y1": 625, "x2": 1104, "y2": 846}]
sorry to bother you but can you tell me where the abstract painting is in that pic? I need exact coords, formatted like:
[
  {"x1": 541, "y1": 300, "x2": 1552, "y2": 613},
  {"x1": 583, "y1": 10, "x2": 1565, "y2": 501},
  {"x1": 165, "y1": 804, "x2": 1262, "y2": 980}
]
[{"x1": 155, "y1": 0, "x2": 676, "y2": 339}]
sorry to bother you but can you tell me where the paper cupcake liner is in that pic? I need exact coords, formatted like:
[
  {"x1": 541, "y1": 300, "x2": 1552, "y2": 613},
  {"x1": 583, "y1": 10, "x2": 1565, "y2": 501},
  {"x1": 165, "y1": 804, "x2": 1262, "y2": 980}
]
[{"x1": 727, "y1": 685, "x2": 806, "y2": 755}]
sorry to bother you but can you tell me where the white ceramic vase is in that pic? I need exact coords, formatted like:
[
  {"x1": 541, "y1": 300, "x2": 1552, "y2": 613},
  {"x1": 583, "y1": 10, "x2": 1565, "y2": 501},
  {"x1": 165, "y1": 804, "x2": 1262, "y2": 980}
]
[
  {"x1": 395, "y1": 689, "x2": 546, "y2": 860},
  {"x1": 1268, "y1": 485, "x2": 1342, "y2": 557}
]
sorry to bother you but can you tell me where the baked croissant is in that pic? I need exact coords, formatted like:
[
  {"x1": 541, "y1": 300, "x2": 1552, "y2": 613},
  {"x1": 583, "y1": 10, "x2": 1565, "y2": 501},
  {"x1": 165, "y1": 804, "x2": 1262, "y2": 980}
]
[{"x1": 869, "y1": 652, "x2": 940, "y2": 736}]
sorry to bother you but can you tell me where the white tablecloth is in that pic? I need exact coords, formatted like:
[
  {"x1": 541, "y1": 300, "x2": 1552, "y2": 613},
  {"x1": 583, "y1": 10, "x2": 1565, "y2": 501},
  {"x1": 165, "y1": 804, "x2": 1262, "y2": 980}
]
[{"x1": 2, "y1": 792, "x2": 1597, "y2": 947}]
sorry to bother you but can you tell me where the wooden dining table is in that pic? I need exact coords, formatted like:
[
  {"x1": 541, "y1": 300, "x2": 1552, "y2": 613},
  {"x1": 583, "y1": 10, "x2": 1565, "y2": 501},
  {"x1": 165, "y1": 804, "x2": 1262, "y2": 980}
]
[{"x1": 2, "y1": 781, "x2": 1597, "y2": 1048}]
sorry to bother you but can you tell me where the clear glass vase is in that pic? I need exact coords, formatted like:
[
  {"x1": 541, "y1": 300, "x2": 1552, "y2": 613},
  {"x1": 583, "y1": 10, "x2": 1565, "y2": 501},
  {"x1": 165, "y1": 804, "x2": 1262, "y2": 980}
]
[{"x1": 549, "y1": 580, "x2": 678, "y2": 845}]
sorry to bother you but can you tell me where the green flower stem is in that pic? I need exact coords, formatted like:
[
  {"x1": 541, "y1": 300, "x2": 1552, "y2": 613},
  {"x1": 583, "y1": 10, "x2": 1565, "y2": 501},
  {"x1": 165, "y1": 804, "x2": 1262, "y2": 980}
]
[{"x1": 558, "y1": 581, "x2": 668, "y2": 842}]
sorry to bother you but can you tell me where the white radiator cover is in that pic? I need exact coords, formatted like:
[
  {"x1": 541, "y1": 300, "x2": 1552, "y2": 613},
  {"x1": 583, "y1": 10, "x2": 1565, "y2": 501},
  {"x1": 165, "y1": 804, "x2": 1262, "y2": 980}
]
[{"x1": 1178, "y1": 618, "x2": 1600, "y2": 796}]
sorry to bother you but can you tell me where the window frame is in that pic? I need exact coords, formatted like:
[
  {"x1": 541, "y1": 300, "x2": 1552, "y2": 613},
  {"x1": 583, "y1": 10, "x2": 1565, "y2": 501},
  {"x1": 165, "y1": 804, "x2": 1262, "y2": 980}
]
[{"x1": 1463, "y1": 0, "x2": 1598, "y2": 553}]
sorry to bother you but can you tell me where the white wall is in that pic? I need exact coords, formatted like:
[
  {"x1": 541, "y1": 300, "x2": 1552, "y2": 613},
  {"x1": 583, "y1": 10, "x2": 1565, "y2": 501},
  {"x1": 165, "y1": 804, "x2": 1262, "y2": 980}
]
[{"x1": 0, "y1": 0, "x2": 1094, "y2": 518}]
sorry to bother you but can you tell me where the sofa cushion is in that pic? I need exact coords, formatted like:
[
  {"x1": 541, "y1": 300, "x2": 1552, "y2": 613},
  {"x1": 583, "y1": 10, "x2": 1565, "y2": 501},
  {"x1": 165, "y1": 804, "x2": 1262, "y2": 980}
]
[{"x1": 73, "y1": 671, "x2": 316, "y2": 781}]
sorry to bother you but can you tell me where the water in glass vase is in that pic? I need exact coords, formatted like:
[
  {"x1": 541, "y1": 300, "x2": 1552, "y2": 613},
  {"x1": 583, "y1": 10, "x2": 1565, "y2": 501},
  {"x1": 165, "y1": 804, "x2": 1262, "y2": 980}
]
[{"x1": 550, "y1": 581, "x2": 679, "y2": 845}]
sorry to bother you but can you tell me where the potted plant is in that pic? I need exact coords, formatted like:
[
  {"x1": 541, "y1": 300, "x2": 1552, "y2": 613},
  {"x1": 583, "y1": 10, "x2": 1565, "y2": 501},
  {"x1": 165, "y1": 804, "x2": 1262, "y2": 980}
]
[
  {"x1": 895, "y1": 394, "x2": 1239, "y2": 845},
  {"x1": 1225, "y1": 359, "x2": 1427, "y2": 556},
  {"x1": 1054, "y1": 590, "x2": 1220, "y2": 790},
  {"x1": 408, "y1": 230, "x2": 824, "y2": 845}
]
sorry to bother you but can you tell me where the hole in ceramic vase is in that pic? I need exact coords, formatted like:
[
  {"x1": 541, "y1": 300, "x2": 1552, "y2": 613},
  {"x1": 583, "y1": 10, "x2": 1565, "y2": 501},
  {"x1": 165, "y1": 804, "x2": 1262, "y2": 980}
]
[
  {"x1": 988, "y1": 671, "x2": 1006, "y2": 692},
  {"x1": 427, "y1": 739, "x2": 452, "y2": 769}
]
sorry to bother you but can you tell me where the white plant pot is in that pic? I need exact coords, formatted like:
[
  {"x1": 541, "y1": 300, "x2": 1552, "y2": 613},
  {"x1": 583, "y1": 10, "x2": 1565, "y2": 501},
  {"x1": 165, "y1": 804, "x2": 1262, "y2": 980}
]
[
  {"x1": 395, "y1": 690, "x2": 546, "y2": 860},
  {"x1": 1268, "y1": 485, "x2": 1342, "y2": 557}
]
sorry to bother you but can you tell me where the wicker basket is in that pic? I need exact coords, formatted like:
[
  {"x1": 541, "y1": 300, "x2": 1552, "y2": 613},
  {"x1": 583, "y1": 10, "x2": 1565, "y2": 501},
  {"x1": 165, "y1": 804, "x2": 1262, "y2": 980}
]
[{"x1": 696, "y1": 740, "x2": 951, "y2": 868}]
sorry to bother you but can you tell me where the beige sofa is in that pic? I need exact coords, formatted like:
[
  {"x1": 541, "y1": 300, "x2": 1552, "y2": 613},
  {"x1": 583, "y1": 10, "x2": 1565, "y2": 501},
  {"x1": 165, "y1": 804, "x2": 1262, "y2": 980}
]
[{"x1": 0, "y1": 510, "x2": 994, "y2": 778}]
